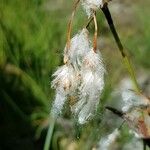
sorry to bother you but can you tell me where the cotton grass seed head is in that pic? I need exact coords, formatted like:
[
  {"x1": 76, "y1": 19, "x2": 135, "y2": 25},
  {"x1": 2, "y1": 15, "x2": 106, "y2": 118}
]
[
  {"x1": 51, "y1": 64, "x2": 77, "y2": 93},
  {"x1": 51, "y1": 64, "x2": 78, "y2": 116},
  {"x1": 121, "y1": 90, "x2": 150, "y2": 138},
  {"x1": 82, "y1": 0, "x2": 104, "y2": 17},
  {"x1": 124, "y1": 106, "x2": 150, "y2": 139},
  {"x1": 122, "y1": 90, "x2": 150, "y2": 113},
  {"x1": 64, "y1": 28, "x2": 91, "y2": 71},
  {"x1": 71, "y1": 49, "x2": 105, "y2": 124},
  {"x1": 51, "y1": 26, "x2": 106, "y2": 124},
  {"x1": 80, "y1": 50, "x2": 105, "y2": 95}
]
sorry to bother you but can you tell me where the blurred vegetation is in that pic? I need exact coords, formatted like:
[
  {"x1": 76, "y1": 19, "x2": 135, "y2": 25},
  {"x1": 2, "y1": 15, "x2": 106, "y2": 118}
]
[{"x1": 0, "y1": 0, "x2": 149, "y2": 150}]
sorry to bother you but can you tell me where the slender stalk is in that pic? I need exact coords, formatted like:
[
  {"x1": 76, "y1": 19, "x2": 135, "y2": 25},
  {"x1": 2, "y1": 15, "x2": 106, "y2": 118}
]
[
  {"x1": 66, "y1": 0, "x2": 80, "y2": 51},
  {"x1": 105, "y1": 106, "x2": 124, "y2": 118},
  {"x1": 93, "y1": 12, "x2": 98, "y2": 52},
  {"x1": 85, "y1": 17, "x2": 93, "y2": 29},
  {"x1": 101, "y1": 3, "x2": 141, "y2": 93},
  {"x1": 43, "y1": 116, "x2": 56, "y2": 150}
]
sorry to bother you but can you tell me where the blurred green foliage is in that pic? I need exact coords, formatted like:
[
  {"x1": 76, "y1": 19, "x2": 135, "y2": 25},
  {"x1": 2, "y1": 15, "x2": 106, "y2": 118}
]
[{"x1": 0, "y1": 0, "x2": 150, "y2": 150}]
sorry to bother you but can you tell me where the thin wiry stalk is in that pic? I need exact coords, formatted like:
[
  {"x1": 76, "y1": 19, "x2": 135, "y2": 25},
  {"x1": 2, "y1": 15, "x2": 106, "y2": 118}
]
[
  {"x1": 43, "y1": 117, "x2": 55, "y2": 150},
  {"x1": 85, "y1": 17, "x2": 93, "y2": 28},
  {"x1": 101, "y1": 3, "x2": 141, "y2": 93},
  {"x1": 105, "y1": 106, "x2": 124, "y2": 117},
  {"x1": 66, "y1": 0, "x2": 80, "y2": 53},
  {"x1": 93, "y1": 12, "x2": 98, "y2": 52}
]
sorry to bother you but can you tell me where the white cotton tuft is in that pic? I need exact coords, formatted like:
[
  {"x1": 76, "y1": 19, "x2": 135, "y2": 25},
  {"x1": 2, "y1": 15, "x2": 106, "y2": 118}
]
[
  {"x1": 51, "y1": 64, "x2": 77, "y2": 116},
  {"x1": 121, "y1": 90, "x2": 149, "y2": 112},
  {"x1": 78, "y1": 93, "x2": 100, "y2": 124},
  {"x1": 51, "y1": 92, "x2": 66, "y2": 117},
  {"x1": 51, "y1": 28, "x2": 106, "y2": 123},
  {"x1": 82, "y1": 0, "x2": 104, "y2": 17},
  {"x1": 64, "y1": 28, "x2": 91, "y2": 71},
  {"x1": 98, "y1": 129, "x2": 120, "y2": 150},
  {"x1": 123, "y1": 106, "x2": 150, "y2": 139},
  {"x1": 72, "y1": 49, "x2": 105, "y2": 124},
  {"x1": 51, "y1": 65, "x2": 77, "y2": 93}
]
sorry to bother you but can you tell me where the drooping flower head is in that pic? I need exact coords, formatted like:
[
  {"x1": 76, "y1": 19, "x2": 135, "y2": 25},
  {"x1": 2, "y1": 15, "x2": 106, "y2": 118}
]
[
  {"x1": 51, "y1": 64, "x2": 77, "y2": 116},
  {"x1": 72, "y1": 49, "x2": 105, "y2": 124},
  {"x1": 82, "y1": 0, "x2": 104, "y2": 17},
  {"x1": 64, "y1": 28, "x2": 91, "y2": 71},
  {"x1": 51, "y1": 25, "x2": 106, "y2": 124},
  {"x1": 51, "y1": 28, "x2": 91, "y2": 118}
]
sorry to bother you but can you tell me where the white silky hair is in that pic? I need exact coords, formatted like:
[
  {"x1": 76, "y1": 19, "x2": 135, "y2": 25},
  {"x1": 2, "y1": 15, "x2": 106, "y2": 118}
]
[
  {"x1": 82, "y1": 0, "x2": 104, "y2": 17},
  {"x1": 121, "y1": 90, "x2": 149, "y2": 112},
  {"x1": 72, "y1": 50, "x2": 105, "y2": 124},
  {"x1": 51, "y1": 28, "x2": 105, "y2": 123},
  {"x1": 51, "y1": 64, "x2": 78, "y2": 116},
  {"x1": 98, "y1": 129, "x2": 120, "y2": 150},
  {"x1": 64, "y1": 28, "x2": 91, "y2": 71},
  {"x1": 51, "y1": 91, "x2": 66, "y2": 117}
]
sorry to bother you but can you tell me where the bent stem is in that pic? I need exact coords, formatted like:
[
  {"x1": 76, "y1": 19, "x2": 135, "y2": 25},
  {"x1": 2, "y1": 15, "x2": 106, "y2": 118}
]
[
  {"x1": 66, "y1": 0, "x2": 80, "y2": 51},
  {"x1": 93, "y1": 12, "x2": 98, "y2": 52},
  {"x1": 43, "y1": 116, "x2": 56, "y2": 150},
  {"x1": 101, "y1": 3, "x2": 141, "y2": 93}
]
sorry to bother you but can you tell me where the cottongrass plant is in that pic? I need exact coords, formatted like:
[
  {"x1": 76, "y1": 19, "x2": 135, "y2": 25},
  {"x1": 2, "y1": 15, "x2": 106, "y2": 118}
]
[
  {"x1": 64, "y1": 28, "x2": 91, "y2": 70},
  {"x1": 44, "y1": 0, "x2": 150, "y2": 149},
  {"x1": 51, "y1": 64, "x2": 77, "y2": 116},
  {"x1": 51, "y1": 0, "x2": 106, "y2": 124},
  {"x1": 51, "y1": 28, "x2": 105, "y2": 124},
  {"x1": 72, "y1": 49, "x2": 105, "y2": 124}
]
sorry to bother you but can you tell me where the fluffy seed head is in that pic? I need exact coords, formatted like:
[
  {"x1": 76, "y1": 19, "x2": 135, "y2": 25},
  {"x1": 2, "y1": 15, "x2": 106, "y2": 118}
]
[
  {"x1": 51, "y1": 64, "x2": 78, "y2": 116},
  {"x1": 72, "y1": 49, "x2": 105, "y2": 124},
  {"x1": 64, "y1": 28, "x2": 91, "y2": 70},
  {"x1": 121, "y1": 90, "x2": 150, "y2": 138},
  {"x1": 51, "y1": 65, "x2": 77, "y2": 93},
  {"x1": 122, "y1": 90, "x2": 149, "y2": 112},
  {"x1": 82, "y1": 0, "x2": 104, "y2": 17}
]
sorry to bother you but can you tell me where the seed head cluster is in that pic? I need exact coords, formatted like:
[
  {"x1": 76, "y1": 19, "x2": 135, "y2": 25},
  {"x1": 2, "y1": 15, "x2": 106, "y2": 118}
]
[{"x1": 51, "y1": 28, "x2": 105, "y2": 124}]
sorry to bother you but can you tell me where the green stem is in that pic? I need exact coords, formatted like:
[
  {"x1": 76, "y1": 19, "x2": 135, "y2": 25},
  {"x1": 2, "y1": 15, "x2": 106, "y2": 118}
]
[
  {"x1": 123, "y1": 56, "x2": 140, "y2": 93},
  {"x1": 43, "y1": 116, "x2": 56, "y2": 150},
  {"x1": 101, "y1": 3, "x2": 141, "y2": 93}
]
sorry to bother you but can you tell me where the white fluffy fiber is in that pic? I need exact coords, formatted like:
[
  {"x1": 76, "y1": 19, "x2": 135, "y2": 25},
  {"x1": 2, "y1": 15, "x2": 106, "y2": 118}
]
[
  {"x1": 51, "y1": 92, "x2": 66, "y2": 116},
  {"x1": 51, "y1": 64, "x2": 77, "y2": 116},
  {"x1": 72, "y1": 50, "x2": 105, "y2": 124},
  {"x1": 82, "y1": 0, "x2": 104, "y2": 17},
  {"x1": 122, "y1": 90, "x2": 149, "y2": 112},
  {"x1": 64, "y1": 28, "x2": 91, "y2": 71},
  {"x1": 51, "y1": 28, "x2": 105, "y2": 124}
]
